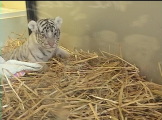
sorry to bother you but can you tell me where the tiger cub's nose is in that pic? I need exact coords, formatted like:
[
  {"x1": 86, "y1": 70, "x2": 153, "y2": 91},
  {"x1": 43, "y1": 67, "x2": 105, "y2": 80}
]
[{"x1": 48, "y1": 39, "x2": 55, "y2": 47}]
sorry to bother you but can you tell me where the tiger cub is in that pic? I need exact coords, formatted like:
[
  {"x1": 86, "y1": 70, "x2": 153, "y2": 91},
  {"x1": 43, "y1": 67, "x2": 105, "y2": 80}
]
[{"x1": 2, "y1": 16, "x2": 70, "y2": 71}]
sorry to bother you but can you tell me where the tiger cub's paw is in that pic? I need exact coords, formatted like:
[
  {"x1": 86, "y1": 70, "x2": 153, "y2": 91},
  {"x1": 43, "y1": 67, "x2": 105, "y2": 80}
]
[
  {"x1": 56, "y1": 47, "x2": 70, "y2": 59},
  {"x1": 37, "y1": 63, "x2": 49, "y2": 73}
]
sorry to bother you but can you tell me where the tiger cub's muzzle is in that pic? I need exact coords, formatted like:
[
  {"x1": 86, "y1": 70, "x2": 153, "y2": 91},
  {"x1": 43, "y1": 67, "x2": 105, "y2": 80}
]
[{"x1": 47, "y1": 39, "x2": 56, "y2": 47}]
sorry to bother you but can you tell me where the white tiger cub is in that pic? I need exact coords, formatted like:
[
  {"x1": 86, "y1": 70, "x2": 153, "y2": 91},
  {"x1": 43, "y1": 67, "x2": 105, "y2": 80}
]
[{"x1": 2, "y1": 16, "x2": 70, "y2": 70}]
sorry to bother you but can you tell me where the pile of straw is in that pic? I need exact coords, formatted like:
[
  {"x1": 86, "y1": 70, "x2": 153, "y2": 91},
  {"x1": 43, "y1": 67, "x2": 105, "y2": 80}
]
[{"x1": 1, "y1": 33, "x2": 162, "y2": 120}]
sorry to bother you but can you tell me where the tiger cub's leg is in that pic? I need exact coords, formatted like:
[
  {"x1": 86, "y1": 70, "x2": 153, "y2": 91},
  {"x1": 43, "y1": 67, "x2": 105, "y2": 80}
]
[
  {"x1": 55, "y1": 47, "x2": 70, "y2": 59},
  {"x1": 38, "y1": 63, "x2": 49, "y2": 72},
  {"x1": 28, "y1": 54, "x2": 49, "y2": 72}
]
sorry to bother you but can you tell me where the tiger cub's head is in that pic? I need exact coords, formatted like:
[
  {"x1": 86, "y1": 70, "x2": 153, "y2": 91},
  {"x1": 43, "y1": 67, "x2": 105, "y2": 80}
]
[{"x1": 28, "y1": 16, "x2": 63, "y2": 48}]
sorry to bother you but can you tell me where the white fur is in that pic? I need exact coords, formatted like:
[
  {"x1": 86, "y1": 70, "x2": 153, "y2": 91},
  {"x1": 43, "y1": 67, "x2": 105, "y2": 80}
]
[{"x1": 55, "y1": 47, "x2": 70, "y2": 59}]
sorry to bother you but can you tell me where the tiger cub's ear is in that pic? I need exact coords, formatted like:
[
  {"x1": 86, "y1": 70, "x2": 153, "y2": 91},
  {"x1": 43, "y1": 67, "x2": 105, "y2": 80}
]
[
  {"x1": 28, "y1": 20, "x2": 38, "y2": 32},
  {"x1": 54, "y1": 16, "x2": 63, "y2": 29}
]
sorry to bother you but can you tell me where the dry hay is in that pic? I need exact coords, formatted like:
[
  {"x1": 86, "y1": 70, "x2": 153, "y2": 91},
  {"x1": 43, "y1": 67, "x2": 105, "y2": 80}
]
[
  {"x1": 1, "y1": 32, "x2": 26, "y2": 53},
  {"x1": 1, "y1": 33, "x2": 162, "y2": 120}
]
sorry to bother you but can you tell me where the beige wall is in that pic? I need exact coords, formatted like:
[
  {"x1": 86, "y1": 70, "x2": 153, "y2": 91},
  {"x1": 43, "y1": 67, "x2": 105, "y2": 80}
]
[{"x1": 2, "y1": 1, "x2": 26, "y2": 10}]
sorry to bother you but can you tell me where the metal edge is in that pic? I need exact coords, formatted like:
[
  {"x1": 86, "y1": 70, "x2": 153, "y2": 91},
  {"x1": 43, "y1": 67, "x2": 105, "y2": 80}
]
[{"x1": 26, "y1": 1, "x2": 37, "y2": 35}]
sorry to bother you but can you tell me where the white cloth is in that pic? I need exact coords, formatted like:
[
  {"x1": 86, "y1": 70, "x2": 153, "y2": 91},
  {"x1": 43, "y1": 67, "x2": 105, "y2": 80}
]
[{"x1": 0, "y1": 56, "x2": 42, "y2": 77}]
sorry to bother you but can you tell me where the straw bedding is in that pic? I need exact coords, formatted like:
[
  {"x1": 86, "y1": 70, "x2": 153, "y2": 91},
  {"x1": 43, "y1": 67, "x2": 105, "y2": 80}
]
[{"x1": 1, "y1": 33, "x2": 162, "y2": 120}]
